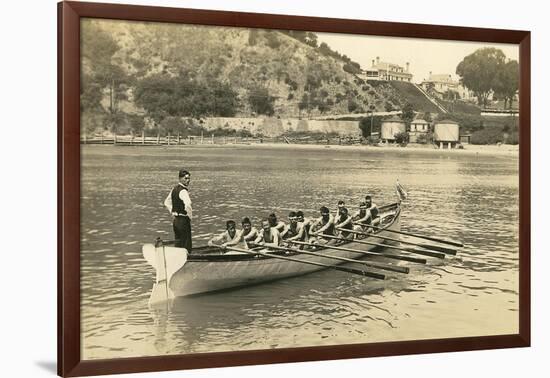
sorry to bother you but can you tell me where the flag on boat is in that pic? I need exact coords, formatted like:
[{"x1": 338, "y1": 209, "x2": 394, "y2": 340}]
[{"x1": 395, "y1": 179, "x2": 408, "y2": 202}]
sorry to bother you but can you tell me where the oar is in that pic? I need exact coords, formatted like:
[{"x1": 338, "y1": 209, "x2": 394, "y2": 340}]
[
  {"x1": 289, "y1": 240, "x2": 427, "y2": 264},
  {"x1": 225, "y1": 246, "x2": 385, "y2": 280},
  {"x1": 338, "y1": 227, "x2": 457, "y2": 255},
  {"x1": 253, "y1": 243, "x2": 409, "y2": 274},
  {"x1": 357, "y1": 223, "x2": 463, "y2": 248},
  {"x1": 314, "y1": 233, "x2": 446, "y2": 259}
]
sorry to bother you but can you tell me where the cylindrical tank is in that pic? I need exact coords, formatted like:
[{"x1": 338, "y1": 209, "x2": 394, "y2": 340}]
[
  {"x1": 433, "y1": 120, "x2": 459, "y2": 142},
  {"x1": 381, "y1": 117, "x2": 406, "y2": 140}
]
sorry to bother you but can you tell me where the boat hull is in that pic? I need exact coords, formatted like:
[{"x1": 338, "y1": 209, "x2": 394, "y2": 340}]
[{"x1": 168, "y1": 204, "x2": 402, "y2": 297}]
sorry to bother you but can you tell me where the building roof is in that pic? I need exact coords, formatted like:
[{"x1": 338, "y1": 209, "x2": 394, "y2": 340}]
[
  {"x1": 411, "y1": 119, "x2": 429, "y2": 124},
  {"x1": 430, "y1": 74, "x2": 455, "y2": 82}
]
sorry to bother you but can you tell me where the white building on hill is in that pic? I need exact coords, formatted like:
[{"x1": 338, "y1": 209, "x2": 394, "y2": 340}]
[
  {"x1": 360, "y1": 57, "x2": 413, "y2": 82},
  {"x1": 421, "y1": 73, "x2": 474, "y2": 101}
]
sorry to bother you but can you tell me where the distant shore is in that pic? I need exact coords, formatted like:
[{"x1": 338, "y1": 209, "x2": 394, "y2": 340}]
[
  {"x1": 205, "y1": 142, "x2": 520, "y2": 157},
  {"x1": 83, "y1": 141, "x2": 519, "y2": 158}
]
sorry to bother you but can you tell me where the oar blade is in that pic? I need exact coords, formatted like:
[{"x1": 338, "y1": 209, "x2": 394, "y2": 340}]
[
  {"x1": 403, "y1": 247, "x2": 446, "y2": 259},
  {"x1": 382, "y1": 253, "x2": 427, "y2": 264},
  {"x1": 338, "y1": 265, "x2": 385, "y2": 280},
  {"x1": 418, "y1": 243, "x2": 457, "y2": 255}
]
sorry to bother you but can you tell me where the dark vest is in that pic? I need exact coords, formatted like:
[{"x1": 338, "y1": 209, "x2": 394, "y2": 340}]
[{"x1": 171, "y1": 185, "x2": 188, "y2": 215}]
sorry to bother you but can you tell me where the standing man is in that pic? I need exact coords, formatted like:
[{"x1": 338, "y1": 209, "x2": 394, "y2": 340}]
[{"x1": 164, "y1": 169, "x2": 193, "y2": 252}]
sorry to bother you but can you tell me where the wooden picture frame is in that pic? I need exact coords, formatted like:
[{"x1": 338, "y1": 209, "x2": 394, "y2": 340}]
[{"x1": 58, "y1": 1, "x2": 530, "y2": 376}]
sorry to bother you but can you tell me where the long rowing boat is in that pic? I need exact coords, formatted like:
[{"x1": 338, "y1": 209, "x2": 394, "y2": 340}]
[{"x1": 143, "y1": 203, "x2": 406, "y2": 304}]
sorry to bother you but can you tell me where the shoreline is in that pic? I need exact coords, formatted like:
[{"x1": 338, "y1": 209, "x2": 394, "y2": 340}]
[{"x1": 82, "y1": 141, "x2": 519, "y2": 158}]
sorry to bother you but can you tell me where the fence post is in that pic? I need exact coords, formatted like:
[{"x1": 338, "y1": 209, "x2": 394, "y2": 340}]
[
  {"x1": 211, "y1": 134, "x2": 214, "y2": 144},
  {"x1": 142, "y1": 130, "x2": 145, "y2": 145}
]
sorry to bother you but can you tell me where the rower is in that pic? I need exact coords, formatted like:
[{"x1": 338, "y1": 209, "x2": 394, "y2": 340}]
[
  {"x1": 334, "y1": 200, "x2": 346, "y2": 223},
  {"x1": 296, "y1": 210, "x2": 312, "y2": 241},
  {"x1": 310, "y1": 206, "x2": 336, "y2": 245},
  {"x1": 208, "y1": 220, "x2": 240, "y2": 249},
  {"x1": 352, "y1": 202, "x2": 370, "y2": 232},
  {"x1": 239, "y1": 217, "x2": 259, "y2": 247},
  {"x1": 254, "y1": 218, "x2": 281, "y2": 248},
  {"x1": 335, "y1": 207, "x2": 354, "y2": 240},
  {"x1": 268, "y1": 213, "x2": 286, "y2": 233},
  {"x1": 281, "y1": 211, "x2": 306, "y2": 243},
  {"x1": 364, "y1": 195, "x2": 380, "y2": 227}
]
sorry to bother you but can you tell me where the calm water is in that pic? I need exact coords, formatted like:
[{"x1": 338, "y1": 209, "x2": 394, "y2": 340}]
[{"x1": 80, "y1": 145, "x2": 519, "y2": 359}]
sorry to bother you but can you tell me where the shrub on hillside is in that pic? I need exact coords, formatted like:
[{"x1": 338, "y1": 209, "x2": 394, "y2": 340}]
[
  {"x1": 348, "y1": 100, "x2": 359, "y2": 113},
  {"x1": 343, "y1": 62, "x2": 362, "y2": 75},
  {"x1": 445, "y1": 112, "x2": 484, "y2": 133},
  {"x1": 416, "y1": 133, "x2": 430, "y2": 144},
  {"x1": 264, "y1": 31, "x2": 281, "y2": 49},
  {"x1": 506, "y1": 131, "x2": 519, "y2": 145},
  {"x1": 470, "y1": 127, "x2": 504, "y2": 144},
  {"x1": 394, "y1": 131, "x2": 409, "y2": 144}
]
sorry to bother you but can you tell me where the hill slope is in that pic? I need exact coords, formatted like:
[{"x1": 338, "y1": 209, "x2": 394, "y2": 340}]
[{"x1": 81, "y1": 19, "x2": 405, "y2": 124}]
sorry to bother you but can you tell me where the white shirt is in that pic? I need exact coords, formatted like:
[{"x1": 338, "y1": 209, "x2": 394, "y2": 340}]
[{"x1": 164, "y1": 183, "x2": 193, "y2": 219}]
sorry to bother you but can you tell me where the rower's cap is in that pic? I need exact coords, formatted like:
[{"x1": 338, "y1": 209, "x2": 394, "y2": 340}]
[{"x1": 179, "y1": 169, "x2": 190, "y2": 178}]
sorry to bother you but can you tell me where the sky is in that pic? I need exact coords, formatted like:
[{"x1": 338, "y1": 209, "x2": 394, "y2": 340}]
[{"x1": 316, "y1": 32, "x2": 519, "y2": 84}]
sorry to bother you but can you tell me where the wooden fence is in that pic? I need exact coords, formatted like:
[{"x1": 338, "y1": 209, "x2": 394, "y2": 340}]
[
  {"x1": 80, "y1": 134, "x2": 271, "y2": 146},
  {"x1": 81, "y1": 134, "x2": 366, "y2": 146}
]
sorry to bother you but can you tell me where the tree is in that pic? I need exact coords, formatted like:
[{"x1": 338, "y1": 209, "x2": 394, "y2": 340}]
[
  {"x1": 423, "y1": 112, "x2": 433, "y2": 123},
  {"x1": 208, "y1": 81, "x2": 240, "y2": 117},
  {"x1": 359, "y1": 116, "x2": 382, "y2": 138},
  {"x1": 456, "y1": 47, "x2": 507, "y2": 107},
  {"x1": 134, "y1": 74, "x2": 173, "y2": 129},
  {"x1": 127, "y1": 114, "x2": 145, "y2": 139},
  {"x1": 81, "y1": 21, "x2": 130, "y2": 136},
  {"x1": 494, "y1": 60, "x2": 519, "y2": 109},
  {"x1": 394, "y1": 131, "x2": 409, "y2": 144},
  {"x1": 305, "y1": 32, "x2": 318, "y2": 48},
  {"x1": 248, "y1": 87, "x2": 275, "y2": 116},
  {"x1": 400, "y1": 103, "x2": 415, "y2": 124},
  {"x1": 161, "y1": 116, "x2": 187, "y2": 139}
]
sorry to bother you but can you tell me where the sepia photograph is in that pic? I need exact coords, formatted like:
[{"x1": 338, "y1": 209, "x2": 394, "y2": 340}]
[{"x1": 78, "y1": 16, "x2": 521, "y2": 361}]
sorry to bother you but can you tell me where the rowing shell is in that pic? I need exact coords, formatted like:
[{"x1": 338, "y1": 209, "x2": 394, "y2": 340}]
[{"x1": 143, "y1": 203, "x2": 402, "y2": 305}]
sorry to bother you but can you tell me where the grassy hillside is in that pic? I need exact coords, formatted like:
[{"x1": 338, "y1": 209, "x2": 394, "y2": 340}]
[
  {"x1": 81, "y1": 19, "x2": 404, "y2": 134},
  {"x1": 386, "y1": 81, "x2": 442, "y2": 114}
]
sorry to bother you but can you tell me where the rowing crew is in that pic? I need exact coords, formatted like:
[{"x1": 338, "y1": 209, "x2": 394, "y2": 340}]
[{"x1": 207, "y1": 196, "x2": 379, "y2": 250}]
